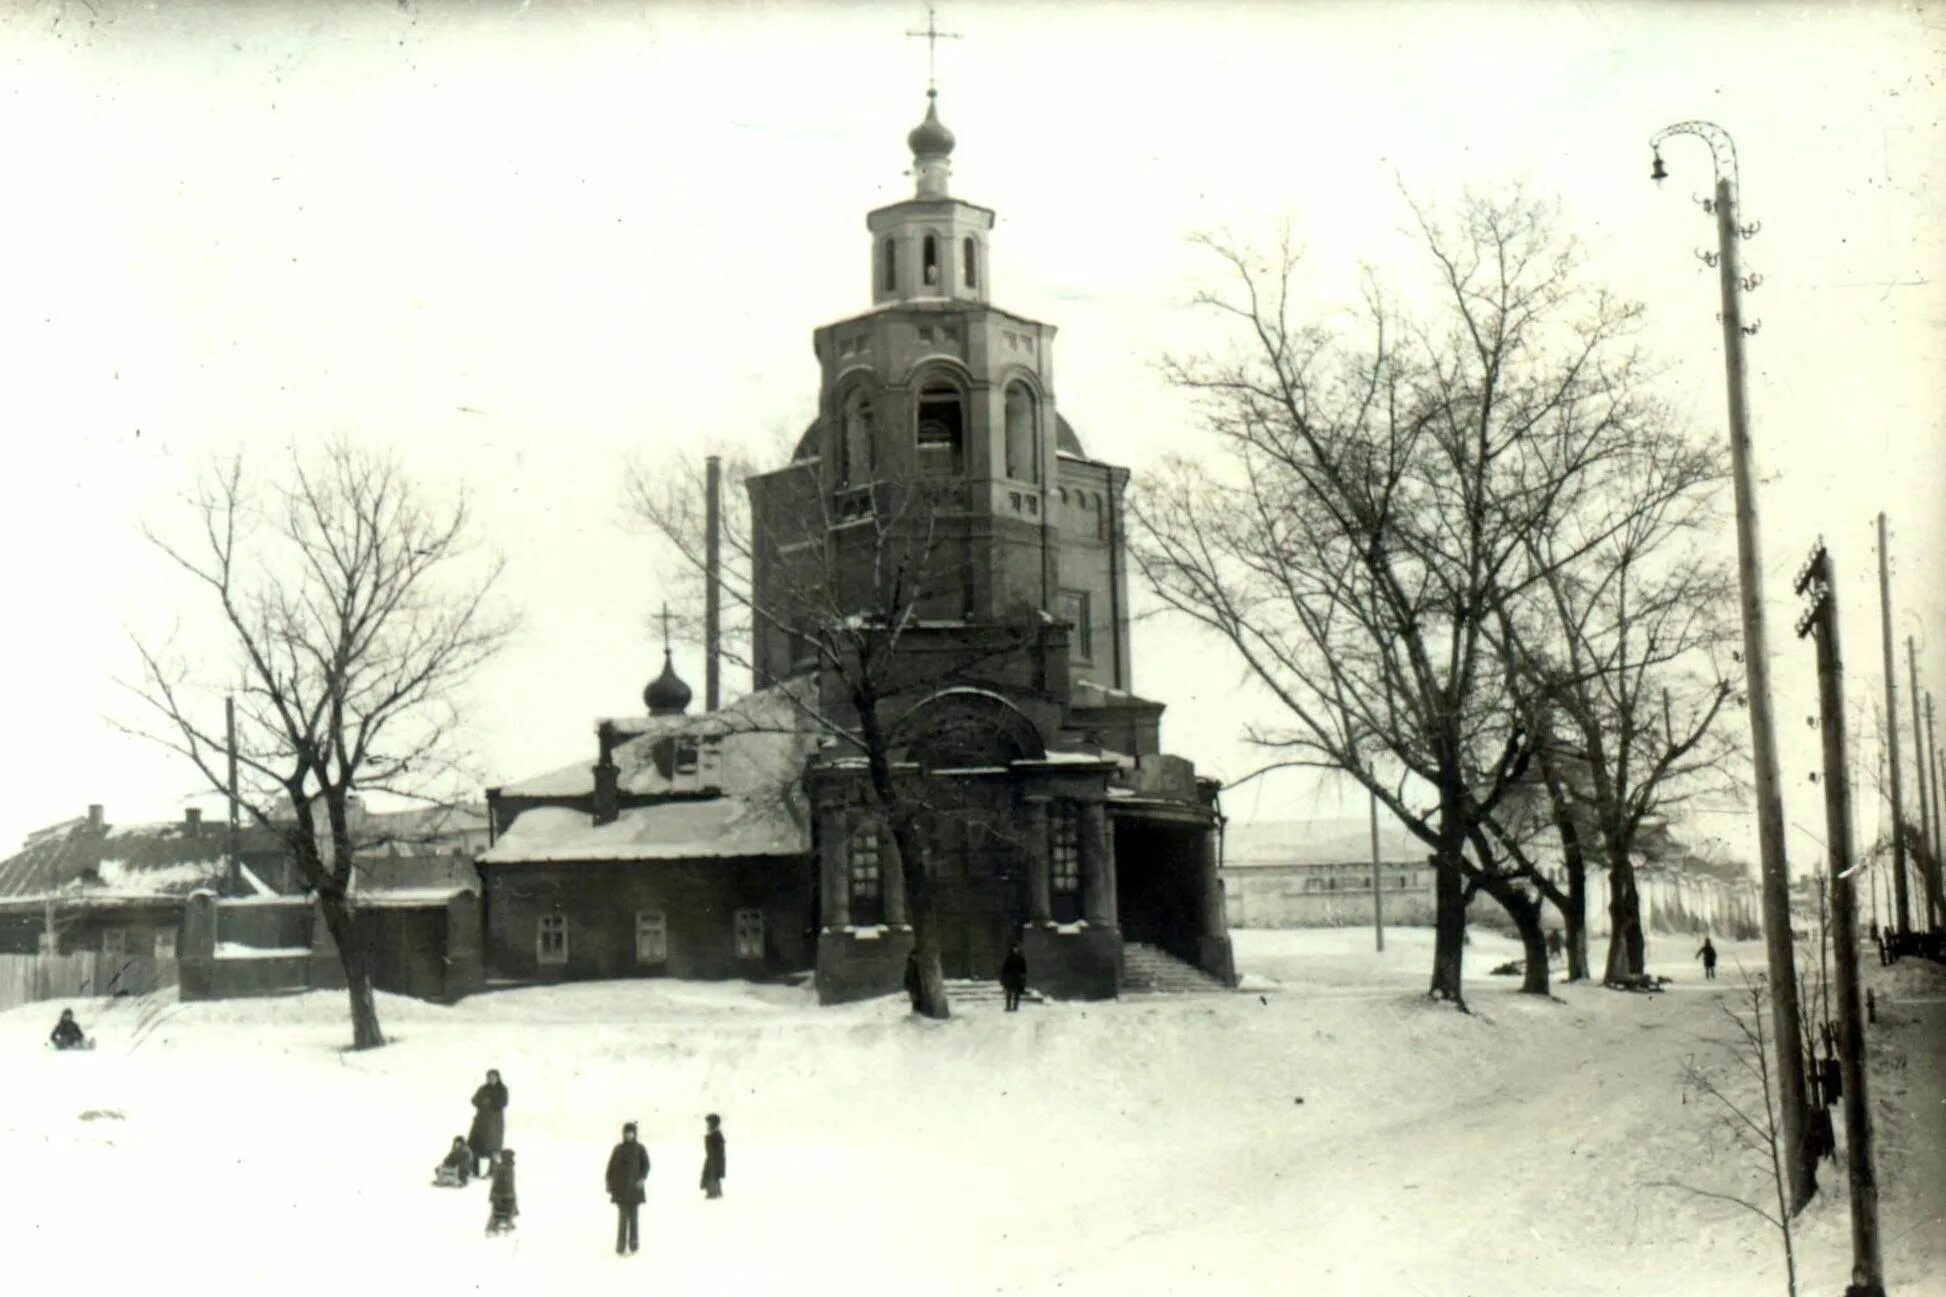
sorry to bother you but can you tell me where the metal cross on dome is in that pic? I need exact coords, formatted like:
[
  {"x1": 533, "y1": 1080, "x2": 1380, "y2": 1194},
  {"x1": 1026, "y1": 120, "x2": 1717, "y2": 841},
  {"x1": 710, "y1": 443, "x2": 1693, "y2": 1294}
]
[
  {"x1": 660, "y1": 602, "x2": 672, "y2": 651},
  {"x1": 905, "y1": 3, "x2": 962, "y2": 93}
]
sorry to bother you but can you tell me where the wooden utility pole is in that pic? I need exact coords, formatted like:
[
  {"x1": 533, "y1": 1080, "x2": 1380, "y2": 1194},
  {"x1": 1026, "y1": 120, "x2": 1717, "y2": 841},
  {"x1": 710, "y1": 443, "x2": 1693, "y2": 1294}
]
[
  {"x1": 1876, "y1": 514, "x2": 1910, "y2": 934},
  {"x1": 705, "y1": 455, "x2": 723, "y2": 712},
  {"x1": 1652, "y1": 122, "x2": 1813, "y2": 1209},
  {"x1": 1794, "y1": 541, "x2": 1884, "y2": 1291},
  {"x1": 226, "y1": 695, "x2": 241, "y2": 888},
  {"x1": 1928, "y1": 694, "x2": 1944, "y2": 931},
  {"x1": 1368, "y1": 787, "x2": 1384, "y2": 953},
  {"x1": 1911, "y1": 640, "x2": 1931, "y2": 896}
]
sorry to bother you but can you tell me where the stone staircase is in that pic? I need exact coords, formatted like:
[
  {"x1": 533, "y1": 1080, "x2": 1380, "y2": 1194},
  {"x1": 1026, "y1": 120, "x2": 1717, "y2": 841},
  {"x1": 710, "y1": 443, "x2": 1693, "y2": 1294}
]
[
  {"x1": 1120, "y1": 942, "x2": 1233, "y2": 995},
  {"x1": 942, "y1": 979, "x2": 1047, "y2": 1009}
]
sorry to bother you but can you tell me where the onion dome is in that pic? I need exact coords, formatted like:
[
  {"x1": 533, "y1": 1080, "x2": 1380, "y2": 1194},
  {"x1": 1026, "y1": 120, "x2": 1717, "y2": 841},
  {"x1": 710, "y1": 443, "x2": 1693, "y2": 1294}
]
[
  {"x1": 906, "y1": 90, "x2": 956, "y2": 160},
  {"x1": 645, "y1": 650, "x2": 692, "y2": 717}
]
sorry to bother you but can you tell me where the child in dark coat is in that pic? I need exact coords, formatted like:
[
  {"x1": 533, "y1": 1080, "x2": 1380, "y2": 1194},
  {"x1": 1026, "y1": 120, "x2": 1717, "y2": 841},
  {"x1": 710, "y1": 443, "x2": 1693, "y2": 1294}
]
[
  {"x1": 700, "y1": 1114, "x2": 726, "y2": 1199},
  {"x1": 486, "y1": 1150, "x2": 519, "y2": 1234},
  {"x1": 434, "y1": 1136, "x2": 472, "y2": 1187},
  {"x1": 49, "y1": 1008, "x2": 89, "y2": 1050},
  {"x1": 606, "y1": 1123, "x2": 650, "y2": 1255}
]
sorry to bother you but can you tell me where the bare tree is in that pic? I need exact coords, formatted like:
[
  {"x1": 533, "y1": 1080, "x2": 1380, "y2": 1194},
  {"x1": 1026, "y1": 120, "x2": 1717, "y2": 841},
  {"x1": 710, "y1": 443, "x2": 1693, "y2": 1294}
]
[
  {"x1": 1489, "y1": 420, "x2": 1739, "y2": 985},
  {"x1": 627, "y1": 449, "x2": 1050, "y2": 1020},
  {"x1": 123, "y1": 440, "x2": 511, "y2": 1049},
  {"x1": 1133, "y1": 188, "x2": 1659, "y2": 1004},
  {"x1": 1651, "y1": 973, "x2": 1801, "y2": 1297}
]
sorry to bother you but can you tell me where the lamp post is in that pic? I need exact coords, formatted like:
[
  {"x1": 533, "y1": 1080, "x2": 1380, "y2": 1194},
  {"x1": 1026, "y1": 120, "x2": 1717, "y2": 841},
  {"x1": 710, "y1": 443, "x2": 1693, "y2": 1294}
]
[{"x1": 1649, "y1": 120, "x2": 1814, "y2": 1212}]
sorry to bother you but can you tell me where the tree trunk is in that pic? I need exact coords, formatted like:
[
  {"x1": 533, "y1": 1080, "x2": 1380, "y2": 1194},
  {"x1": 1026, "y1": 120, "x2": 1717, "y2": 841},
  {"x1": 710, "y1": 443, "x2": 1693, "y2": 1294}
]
[
  {"x1": 1565, "y1": 863, "x2": 1590, "y2": 983},
  {"x1": 1429, "y1": 854, "x2": 1467, "y2": 1005},
  {"x1": 1480, "y1": 876, "x2": 1552, "y2": 995},
  {"x1": 1603, "y1": 853, "x2": 1646, "y2": 984},
  {"x1": 317, "y1": 888, "x2": 384, "y2": 1050},
  {"x1": 888, "y1": 814, "x2": 951, "y2": 1020}
]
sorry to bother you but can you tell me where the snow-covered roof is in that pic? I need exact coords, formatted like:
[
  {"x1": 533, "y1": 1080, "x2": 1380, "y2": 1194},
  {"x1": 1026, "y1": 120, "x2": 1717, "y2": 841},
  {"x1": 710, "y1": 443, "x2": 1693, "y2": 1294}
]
[
  {"x1": 498, "y1": 757, "x2": 596, "y2": 799},
  {"x1": 480, "y1": 799, "x2": 807, "y2": 864}
]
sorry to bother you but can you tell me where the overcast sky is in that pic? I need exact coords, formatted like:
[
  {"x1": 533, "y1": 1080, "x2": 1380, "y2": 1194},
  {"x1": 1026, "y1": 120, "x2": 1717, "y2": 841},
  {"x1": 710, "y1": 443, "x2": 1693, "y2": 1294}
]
[{"x1": 2, "y1": 0, "x2": 1941, "y2": 874}]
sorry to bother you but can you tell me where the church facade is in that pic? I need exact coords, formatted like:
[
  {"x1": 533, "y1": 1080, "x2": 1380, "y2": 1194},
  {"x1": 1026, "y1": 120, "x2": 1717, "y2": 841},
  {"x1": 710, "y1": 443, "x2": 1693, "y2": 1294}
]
[{"x1": 481, "y1": 91, "x2": 1234, "y2": 1003}]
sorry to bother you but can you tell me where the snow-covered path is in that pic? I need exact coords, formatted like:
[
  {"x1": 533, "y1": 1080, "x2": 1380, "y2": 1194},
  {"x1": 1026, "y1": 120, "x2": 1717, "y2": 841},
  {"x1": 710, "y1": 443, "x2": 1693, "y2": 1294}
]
[{"x1": 2, "y1": 930, "x2": 1938, "y2": 1296}]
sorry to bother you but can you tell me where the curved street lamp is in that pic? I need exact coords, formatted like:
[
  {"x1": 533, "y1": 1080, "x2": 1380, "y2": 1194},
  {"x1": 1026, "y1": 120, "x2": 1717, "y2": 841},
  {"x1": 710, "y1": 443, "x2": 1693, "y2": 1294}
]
[{"x1": 1647, "y1": 121, "x2": 1817, "y2": 1217}]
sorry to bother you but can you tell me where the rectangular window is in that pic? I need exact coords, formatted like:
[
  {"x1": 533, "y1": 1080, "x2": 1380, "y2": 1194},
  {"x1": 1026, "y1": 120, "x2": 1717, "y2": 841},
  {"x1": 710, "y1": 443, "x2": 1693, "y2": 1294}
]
[
  {"x1": 537, "y1": 914, "x2": 568, "y2": 965},
  {"x1": 635, "y1": 912, "x2": 668, "y2": 964},
  {"x1": 1050, "y1": 808, "x2": 1081, "y2": 915},
  {"x1": 734, "y1": 909, "x2": 765, "y2": 961},
  {"x1": 1050, "y1": 810, "x2": 1081, "y2": 888},
  {"x1": 848, "y1": 822, "x2": 883, "y2": 904},
  {"x1": 154, "y1": 928, "x2": 177, "y2": 959},
  {"x1": 1056, "y1": 590, "x2": 1092, "y2": 663},
  {"x1": 100, "y1": 927, "x2": 128, "y2": 958}
]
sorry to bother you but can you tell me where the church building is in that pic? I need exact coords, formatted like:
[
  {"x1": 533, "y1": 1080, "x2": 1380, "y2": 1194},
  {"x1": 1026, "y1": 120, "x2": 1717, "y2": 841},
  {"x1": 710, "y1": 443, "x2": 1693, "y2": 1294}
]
[{"x1": 481, "y1": 89, "x2": 1235, "y2": 1003}]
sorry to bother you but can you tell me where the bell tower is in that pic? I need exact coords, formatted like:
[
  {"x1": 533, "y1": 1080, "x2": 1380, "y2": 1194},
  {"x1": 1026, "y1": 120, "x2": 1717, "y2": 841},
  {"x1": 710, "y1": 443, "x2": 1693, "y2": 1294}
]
[{"x1": 866, "y1": 92, "x2": 994, "y2": 308}]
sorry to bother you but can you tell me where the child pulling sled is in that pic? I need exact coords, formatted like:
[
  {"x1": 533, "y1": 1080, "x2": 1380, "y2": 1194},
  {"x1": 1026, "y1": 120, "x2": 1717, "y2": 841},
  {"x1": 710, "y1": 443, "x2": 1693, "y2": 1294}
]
[{"x1": 485, "y1": 1149, "x2": 519, "y2": 1235}]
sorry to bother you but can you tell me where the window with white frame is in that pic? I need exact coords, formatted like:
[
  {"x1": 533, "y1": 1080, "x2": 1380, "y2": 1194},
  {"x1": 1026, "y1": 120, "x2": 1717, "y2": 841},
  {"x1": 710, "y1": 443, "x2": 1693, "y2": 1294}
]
[
  {"x1": 537, "y1": 914, "x2": 568, "y2": 965},
  {"x1": 99, "y1": 927, "x2": 128, "y2": 958},
  {"x1": 636, "y1": 911, "x2": 668, "y2": 964},
  {"x1": 1050, "y1": 807, "x2": 1081, "y2": 922},
  {"x1": 734, "y1": 909, "x2": 765, "y2": 960},
  {"x1": 849, "y1": 821, "x2": 883, "y2": 904},
  {"x1": 154, "y1": 927, "x2": 176, "y2": 959}
]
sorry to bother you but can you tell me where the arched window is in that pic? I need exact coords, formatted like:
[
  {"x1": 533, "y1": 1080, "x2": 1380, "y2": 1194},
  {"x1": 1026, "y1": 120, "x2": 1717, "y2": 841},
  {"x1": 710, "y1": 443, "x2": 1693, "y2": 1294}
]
[
  {"x1": 880, "y1": 237, "x2": 897, "y2": 293},
  {"x1": 963, "y1": 237, "x2": 978, "y2": 289},
  {"x1": 922, "y1": 234, "x2": 939, "y2": 287},
  {"x1": 840, "y1": 387, "x2": 875, "y2": 487},
  {"x1": 1004, "y1": 382, "x2": 1038, "y2": 483},
  {"x1": 915, "y1": 379, "x2": 965, "y2": 475}
]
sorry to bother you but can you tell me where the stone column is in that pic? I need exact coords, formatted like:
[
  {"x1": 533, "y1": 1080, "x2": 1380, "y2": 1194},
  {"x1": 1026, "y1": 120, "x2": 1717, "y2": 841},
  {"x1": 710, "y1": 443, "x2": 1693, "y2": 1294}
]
[
  {"x1": 817, "y1": 801, "x2": 849, "y2": 931},
  {"x1": 881, "y1": 824, "x2": 909, "y2": 929},
  {"x1": 1021, "y1": 798, "x2": 1052, "y2": 927},
  {"x1": 1079, "y1": 801, "x2": 1116, "y2": 928},
  {"x1": 1198, "y1": 827, "x2": 1225, "y2": 938}
]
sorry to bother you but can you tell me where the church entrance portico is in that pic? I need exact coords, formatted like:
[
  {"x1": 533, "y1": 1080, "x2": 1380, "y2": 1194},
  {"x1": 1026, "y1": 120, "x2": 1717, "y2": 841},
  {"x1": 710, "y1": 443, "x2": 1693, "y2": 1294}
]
[{"x1": 1112, "y1": 807, "x2": 1235, "y2": 987}]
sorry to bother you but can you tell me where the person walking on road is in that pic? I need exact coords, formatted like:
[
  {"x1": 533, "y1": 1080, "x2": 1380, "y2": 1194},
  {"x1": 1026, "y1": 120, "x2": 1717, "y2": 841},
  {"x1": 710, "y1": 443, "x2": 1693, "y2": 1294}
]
[{"x1": 1694, "y1": 937, "x2": 1718, "y2": 980}]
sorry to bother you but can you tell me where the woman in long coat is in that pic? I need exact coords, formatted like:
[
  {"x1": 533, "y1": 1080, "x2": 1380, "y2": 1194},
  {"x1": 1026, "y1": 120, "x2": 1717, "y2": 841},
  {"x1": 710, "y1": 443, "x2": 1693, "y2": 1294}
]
[{"x1": 468, "y1": 1069, "x2": 509, "y2": 1177}]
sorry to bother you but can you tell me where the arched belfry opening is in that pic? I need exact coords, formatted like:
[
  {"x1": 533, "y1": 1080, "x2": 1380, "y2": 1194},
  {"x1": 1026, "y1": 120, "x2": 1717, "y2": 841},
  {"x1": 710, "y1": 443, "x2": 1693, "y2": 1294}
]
[
  {"x1": 880, "y1": 237, "x2": 898, "y2": 294},
  {"x1": 915, "y1": 379, "x2": 965, "y2": 475},
  {"x1": 963, "y1": 237, "x2": 978, "y2": 289},
  {"x1": 922, "y1": 234, "x2": 940, "y2": 287},
  {"x1": 1003, "y1": 381, "x2": 1038, "y2": 483},
  {"x1": 840, "y1": 386, "x2": 876, "y2": 487}
]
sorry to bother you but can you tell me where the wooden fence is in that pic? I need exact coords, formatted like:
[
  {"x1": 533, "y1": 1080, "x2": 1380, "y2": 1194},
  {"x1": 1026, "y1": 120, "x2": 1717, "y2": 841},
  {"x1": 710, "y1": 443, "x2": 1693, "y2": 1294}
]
[{"x1": 0, "y1": 951, "x2": 179, "y2": 1012}]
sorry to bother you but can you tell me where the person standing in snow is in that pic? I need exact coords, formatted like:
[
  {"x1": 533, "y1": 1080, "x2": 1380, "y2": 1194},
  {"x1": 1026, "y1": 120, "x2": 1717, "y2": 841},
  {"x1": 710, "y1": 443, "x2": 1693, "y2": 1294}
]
[
  {"x1": 606, "y1": 1122, "x2": 650, "y2": 1254},
  {"x1": 469, "y1": 1069, "x2": 509, "y2": 1178},
  {"x1": 1695, "y1": 937, "x2": 1718, "y2": 980},
  {"x1": 904, "y1": 951, "x2": 921, "y2": 1011},
  {"x1": 999, "y1": 942, "x2": 1028, "y2": 1012},
  {"x1": 49, "y1": 1008, "x2": 89, "y2": 1050},
  {"x1": 486, "y1": 1149, "x2": 519, "y2": 1234},
  {"x1": 700, "y1": 1114, "x2": 725, "y2": 1200}
]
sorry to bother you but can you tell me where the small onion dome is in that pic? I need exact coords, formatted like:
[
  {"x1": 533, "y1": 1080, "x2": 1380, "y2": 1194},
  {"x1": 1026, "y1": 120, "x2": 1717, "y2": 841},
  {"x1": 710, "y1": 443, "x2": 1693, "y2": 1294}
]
[
  {"x1": 644, "y1": 650, "x2": 692, "y2": 716},
  {"x1": 906, "y1": 90, "x2": 956, "y2": 160}
]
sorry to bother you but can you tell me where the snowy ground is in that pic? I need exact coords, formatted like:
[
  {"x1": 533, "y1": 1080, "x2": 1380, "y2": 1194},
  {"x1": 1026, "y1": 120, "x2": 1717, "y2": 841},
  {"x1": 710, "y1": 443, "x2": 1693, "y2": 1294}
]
[{"x1": 3, "y1": 928, "x2": 1940, "y2": 1297}]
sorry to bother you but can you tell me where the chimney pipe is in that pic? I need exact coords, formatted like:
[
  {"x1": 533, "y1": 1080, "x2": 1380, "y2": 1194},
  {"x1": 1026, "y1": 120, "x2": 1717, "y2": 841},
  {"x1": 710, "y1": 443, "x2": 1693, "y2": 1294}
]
[
  {"x1": 185, "y1": 807, "x2": 203, "y2": 837},
  {"x1": 705, "y1": 454, "x2": 722, "y2": 712},
  {"x1": 87, "y1": 804, "x2": 104, "y2": 835}
]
